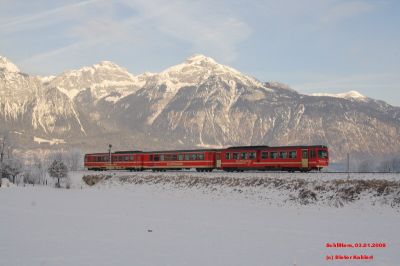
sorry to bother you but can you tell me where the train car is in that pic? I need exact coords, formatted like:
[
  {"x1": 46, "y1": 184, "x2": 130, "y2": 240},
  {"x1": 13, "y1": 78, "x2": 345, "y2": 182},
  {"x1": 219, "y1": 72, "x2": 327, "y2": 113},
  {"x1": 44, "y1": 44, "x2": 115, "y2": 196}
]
[
  {"x1": 220, "y1": 145, "x2": 328, "y2": 172},
  {"x1": 142, "y1": 149, "x2": 217, "y2": 172},
  {"x1": 84, "y1": 153, "x2": 111, "y2": 171},
  {"x1": 84, "y1": 151, "x2": 143, "y2": 171}
]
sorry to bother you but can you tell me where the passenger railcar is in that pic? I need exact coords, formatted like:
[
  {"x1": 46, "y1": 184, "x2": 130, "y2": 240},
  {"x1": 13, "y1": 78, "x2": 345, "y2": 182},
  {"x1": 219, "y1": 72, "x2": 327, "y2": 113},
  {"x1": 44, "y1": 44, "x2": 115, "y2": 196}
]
[
  {"x1": 220, "y1": 145, "x2": 328, "y2": 172},
  {"x1": 84, "y1": 145, "x2": 329, "y2": 172},
  {"x1": 142, "y1": 149, "x2": 216, "y2": 171}
]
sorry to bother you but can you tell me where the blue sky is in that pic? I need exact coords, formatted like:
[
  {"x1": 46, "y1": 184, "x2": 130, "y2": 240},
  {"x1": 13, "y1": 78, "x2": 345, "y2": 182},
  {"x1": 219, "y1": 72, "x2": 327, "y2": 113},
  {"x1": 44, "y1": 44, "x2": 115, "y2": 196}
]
[{"x1": 1, "y1": 0, "x2": 399, "y2": 106}]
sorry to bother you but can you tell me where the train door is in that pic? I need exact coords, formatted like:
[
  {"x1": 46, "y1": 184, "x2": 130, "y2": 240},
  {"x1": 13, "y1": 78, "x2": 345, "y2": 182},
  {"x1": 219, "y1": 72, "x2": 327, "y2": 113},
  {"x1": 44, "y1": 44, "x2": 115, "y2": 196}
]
[
  {"x1": 301, "y1": 149, "x2": 308, "y2": 168},
  {"x1": 216, "y1": 152, "x2": 222, "y2": 169}
]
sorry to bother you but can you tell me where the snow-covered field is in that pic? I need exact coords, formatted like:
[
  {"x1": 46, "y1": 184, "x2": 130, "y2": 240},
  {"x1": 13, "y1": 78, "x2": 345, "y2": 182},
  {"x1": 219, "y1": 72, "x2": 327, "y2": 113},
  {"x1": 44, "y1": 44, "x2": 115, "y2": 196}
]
[{"x1": 1, "y1": 171, "x2": 399, "y2": 266}]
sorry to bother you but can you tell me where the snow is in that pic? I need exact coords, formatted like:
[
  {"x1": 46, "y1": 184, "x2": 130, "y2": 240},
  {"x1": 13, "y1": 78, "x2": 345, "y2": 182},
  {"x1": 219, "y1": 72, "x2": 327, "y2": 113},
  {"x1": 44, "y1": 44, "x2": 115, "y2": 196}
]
[
  {"x1": 0, "y1": 178, "x2": 15, "y2": 188},
  {"x1": 0, "y1": 56, "x2": 20, "y2": 72},
  {"x1": 48, "y1": 60, "x2": 139, "y2": 101},
  {"x1": 311, "y1": 90, "x2": 367, "y2": 101},
  {"x1": 56, "y1": 86, "x2": 81, "y2": 99},
  {"x1": 33, "y1": 136, "x2": 66, "y2": 145},
  {"x1": 0, "y1": 171, "x2": 399, "y2": 266},
  {"x1": 37, "y1": 75, "x2": 56, "y2": 83}
]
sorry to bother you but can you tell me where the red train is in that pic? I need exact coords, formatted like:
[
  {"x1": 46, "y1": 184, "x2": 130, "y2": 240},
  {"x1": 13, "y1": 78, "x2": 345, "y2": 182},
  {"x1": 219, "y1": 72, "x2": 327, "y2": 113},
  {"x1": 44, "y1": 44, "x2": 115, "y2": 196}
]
[{"x1": 84, "y1": 145, "x2": 329, "y2": 172}]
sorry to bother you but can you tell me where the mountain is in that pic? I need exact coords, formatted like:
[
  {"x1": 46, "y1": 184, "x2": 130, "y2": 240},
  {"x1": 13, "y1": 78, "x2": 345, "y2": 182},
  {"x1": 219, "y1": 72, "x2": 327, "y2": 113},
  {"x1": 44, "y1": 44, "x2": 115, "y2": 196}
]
[{"x1": 0, "y1": 55, "x2": 399, "y2": 161}]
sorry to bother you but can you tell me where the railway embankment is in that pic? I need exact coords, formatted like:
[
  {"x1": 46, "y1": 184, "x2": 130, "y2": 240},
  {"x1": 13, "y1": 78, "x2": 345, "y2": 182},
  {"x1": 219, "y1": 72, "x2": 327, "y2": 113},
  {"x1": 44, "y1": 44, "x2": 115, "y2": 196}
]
[{"x1": 82, "y1": 173, "x2": 400, "y2": 209}]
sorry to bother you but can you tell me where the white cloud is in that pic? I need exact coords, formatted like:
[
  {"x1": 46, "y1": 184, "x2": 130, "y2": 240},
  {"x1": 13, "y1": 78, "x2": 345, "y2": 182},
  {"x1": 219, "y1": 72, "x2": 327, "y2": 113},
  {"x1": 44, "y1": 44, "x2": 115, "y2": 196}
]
[
  {"x1": 10, "y1": 0, "x2": 251, "y2": 66},
  {"x1": 119, "y1": 0, "x2": 252, "y2": 62},
  {"x1": 0, "y1": 0, "x2": 99, "y2": 33}
]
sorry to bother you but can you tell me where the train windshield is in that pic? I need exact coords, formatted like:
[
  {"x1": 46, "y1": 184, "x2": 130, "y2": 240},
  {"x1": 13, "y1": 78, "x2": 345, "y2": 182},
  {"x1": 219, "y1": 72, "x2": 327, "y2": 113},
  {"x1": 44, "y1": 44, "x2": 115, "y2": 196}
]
[{"x1": 318, "y1": 150, "x2": 328, "y2": 159}]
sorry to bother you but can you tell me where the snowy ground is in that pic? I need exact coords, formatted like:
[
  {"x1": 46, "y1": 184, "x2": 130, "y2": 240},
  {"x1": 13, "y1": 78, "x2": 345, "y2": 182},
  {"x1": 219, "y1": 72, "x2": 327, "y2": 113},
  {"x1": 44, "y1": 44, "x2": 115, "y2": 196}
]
[{"x1": 1, "y1": 171, "x2": 399, "y2": 266}]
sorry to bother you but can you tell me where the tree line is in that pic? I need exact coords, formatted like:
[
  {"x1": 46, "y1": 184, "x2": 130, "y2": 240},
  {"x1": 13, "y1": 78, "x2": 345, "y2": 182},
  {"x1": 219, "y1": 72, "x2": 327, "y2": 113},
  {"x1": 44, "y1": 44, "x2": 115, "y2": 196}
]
[{"x1": 0, "y1": 131, "x2": 83, "y2": 188}]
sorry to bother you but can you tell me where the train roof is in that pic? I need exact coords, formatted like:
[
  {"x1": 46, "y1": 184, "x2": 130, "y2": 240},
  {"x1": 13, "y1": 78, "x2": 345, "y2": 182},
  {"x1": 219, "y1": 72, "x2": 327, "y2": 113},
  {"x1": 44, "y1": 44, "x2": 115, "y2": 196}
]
[
  {"x1": 227, "y1": 145, "x2": 328, "y2": 150},
  {"x1": 84, "y1": 152, "x2": 109, "y2": 156},
  {"x1": 113, "y1": 150, "x2": 143, "y2": 154},
  {"x1": 85, "y1": 145, "x2": 328, "y2": 156},
  {"x1": 144, "y1": 148, "x2": 219, "y2": 153},
  {"x1": 227, "y1": 145, "x2": 269, "y2": 149}
]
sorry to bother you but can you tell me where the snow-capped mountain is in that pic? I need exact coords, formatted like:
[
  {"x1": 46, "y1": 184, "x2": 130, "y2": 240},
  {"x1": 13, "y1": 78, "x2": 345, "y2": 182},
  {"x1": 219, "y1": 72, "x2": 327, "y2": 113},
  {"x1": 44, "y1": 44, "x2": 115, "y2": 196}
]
[
  {"x1": 0, "y1": 56, "x2": 86, "y2": 138},
  {"x1": 0, "y1": 56, "x2": 20, "y2": 73},
  {"x1": 46, "y1": 60, "x2": 140, "y2": 101},
  {"x1": 310, "y1": 90, "x2": 368, "y2": 101},
  {"x1": 1, "y1": 54, "x2": 399, "y2": 161}
]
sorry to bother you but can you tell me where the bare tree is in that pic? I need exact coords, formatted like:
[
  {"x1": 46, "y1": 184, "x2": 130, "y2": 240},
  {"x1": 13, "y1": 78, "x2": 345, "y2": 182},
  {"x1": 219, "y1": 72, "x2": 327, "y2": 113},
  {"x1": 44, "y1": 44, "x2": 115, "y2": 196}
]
[
  {"x1": 358, "y1": 159, "x2": 374, "y2": 172},
  {"x1": 0, "y1": 130, "x2": 15, "y2": 161},
  {"x1": 65, "y1": 148, "x2": 83, "y2": 171},
  {"x1": 378, "y1": 159, "x2": 389, "y2": 172},
  {"x1": 0, "y1": 130, "x2": 18, "y2": 183},
  {"x1": 33, "y1": 155, "x2": 47, "y2": 184}
]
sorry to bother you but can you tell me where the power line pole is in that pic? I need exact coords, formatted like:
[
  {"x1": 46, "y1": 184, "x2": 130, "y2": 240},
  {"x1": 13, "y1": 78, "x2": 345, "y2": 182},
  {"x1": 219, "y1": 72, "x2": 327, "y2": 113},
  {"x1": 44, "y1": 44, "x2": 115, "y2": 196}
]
[
  {"x1": 108, "y1": 144, "x2": 112, "y2": 169},
  {"x1": 347, "y1": 153, "x2": 350, "y2": 178}
]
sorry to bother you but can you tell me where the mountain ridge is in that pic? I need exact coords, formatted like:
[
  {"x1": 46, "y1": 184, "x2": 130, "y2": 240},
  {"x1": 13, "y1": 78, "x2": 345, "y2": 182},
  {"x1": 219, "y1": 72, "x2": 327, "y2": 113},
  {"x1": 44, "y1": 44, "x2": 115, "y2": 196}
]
[{"x1": 1, "y1": 54, "x2": 399, "y2": 162}]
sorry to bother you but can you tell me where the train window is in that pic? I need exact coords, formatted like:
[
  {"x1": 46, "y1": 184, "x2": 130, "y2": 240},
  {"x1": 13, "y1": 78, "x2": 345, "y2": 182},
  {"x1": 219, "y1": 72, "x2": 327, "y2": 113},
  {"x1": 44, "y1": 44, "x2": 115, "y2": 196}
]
[
  {"x1": 198, "y1": 154, "x2": 204, "y2": 160},
  {"x1": 184, "y1": 154, "x2": 190, "y2": 160},
  {"x1": 125, "y1": 156, "x2": 129, "y2": 161},
  {"x1": 249, "y1": 152, "x2": 256, "y2": 160},
  {"x1": 270, "y1": 152, "x2": 278, "y2": 159},
  {"x1": 288, "y1": 151, "x2": 296, "y2": 159},
  {"x1": 172, "y1": 154, "x2": 178, "y2": 161},
  {"x1": 261, "y1": 152, "x2": 268, "y2": 159},
  {"x1": 225, "y1": 153, "x2": 231, "y2": 160},
  {"x1": 302, "y1": 150, "x2": 308, "y2": 159},
  {"x1": 130, "y1": 155, "x2": 133, "y2": 161},
  {"x1": 160, "y1": 154, "x2": 164, "y2": 161},
  {"x1": 233, "y1": 153, "x2": 239, "y2": 160},
  {"x1": 165, "y1": 154, "x2": 171, "y2": 161},
  {"x1": 191, "y1": 154, "x2": 197, "y2": 160},
  {"x1": 241, "y1": 152, "x2": 247, "y2": 159},
  {"x1": 279, "y1": 152, "x2": 287, "y2": 159},
  {"x1": 318, "y1": 150, "x2": 328, "y2": 159},
  {"x1": 154, "y1": 155, "x2": 160, "y2": 161},
  {"x1": 178, "y1": 154, "x2": 183, "y2": 161},
  {"x1": 310, "y1": 150, "x2": 316, "y2": 158}
]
